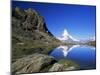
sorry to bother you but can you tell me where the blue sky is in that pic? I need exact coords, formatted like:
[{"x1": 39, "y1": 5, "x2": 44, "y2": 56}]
[{"x1": 12, "y1": 1, "x2": 96, "y2": 40}]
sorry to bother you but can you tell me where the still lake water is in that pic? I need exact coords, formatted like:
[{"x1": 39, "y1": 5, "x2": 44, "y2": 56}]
[{"x1": 49, "y1": 45, "x2": 96, "y2": 70}]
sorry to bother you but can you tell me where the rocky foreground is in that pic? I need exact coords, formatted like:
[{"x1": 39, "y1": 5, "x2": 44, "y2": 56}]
[
  {"x1": 12, "y1": 7, "x2": 79, "y2": 74},
  {"x1": 12, "y1": 53, "x2": 79, "y2": 74}
]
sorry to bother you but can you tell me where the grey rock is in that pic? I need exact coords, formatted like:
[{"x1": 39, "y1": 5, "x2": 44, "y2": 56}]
[
  {"x1": 49, "y1": 63, "x2": 64, "y2": 72},
  {"x1": 65, "y1": 66, "x2": 76, "y2": 71},
  {"x1": 12, "y1": 53, "x2": 55, "y2": 74},
  {"x1": 12, "y1": 7, "x2": 60, "y2": 43},
  {"x1": 49, "y1": 59, "x2": 79, "y2": 72}
]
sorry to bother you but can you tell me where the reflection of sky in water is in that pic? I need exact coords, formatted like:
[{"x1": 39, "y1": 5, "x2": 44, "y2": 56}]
[{"x1": 49, "y1": 45, "x2": 96, "y2": 70}]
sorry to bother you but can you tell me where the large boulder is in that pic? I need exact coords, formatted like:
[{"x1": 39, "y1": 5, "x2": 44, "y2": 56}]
[{"x1": 12, "y1": 53, "x2": 56, "y2": 74}]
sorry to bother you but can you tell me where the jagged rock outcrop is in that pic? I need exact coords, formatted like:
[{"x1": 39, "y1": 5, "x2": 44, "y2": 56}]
[
  {"x1": 12, "y1": 7, "x2": 57, "y2": 43},
  {"x1": 12, "y1": 7, "x2": 60, "y2": 60}
]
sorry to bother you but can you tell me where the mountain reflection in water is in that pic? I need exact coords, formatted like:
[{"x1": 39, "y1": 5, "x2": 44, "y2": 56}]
[
  {"x1": 57, "y1": 45, "x2": 80, "y2": 57},
  {"x1": 49, "y1": 45, "x2": 96, "y2": 70}
]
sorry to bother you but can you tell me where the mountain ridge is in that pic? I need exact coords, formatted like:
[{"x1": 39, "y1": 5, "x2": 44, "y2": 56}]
[{"x1": 12, "y1": 7, "x2": 60, "y2": 43}]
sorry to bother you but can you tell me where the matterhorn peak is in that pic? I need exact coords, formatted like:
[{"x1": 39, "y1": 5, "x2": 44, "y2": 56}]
[
  {"x1": 61, "y1": 29, "x2": 69, "y2": 40},
  {"x1": 57, "y1": 29, "x2": 79, "y2": 42},
  {"x1": 62, "y1": 29, "x2": 69, "y2": 37}
]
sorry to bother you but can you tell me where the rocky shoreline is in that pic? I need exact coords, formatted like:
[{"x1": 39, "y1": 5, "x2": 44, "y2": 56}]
[{"x1": 12, "y1": 53, "x2": 79, "y2": 74}]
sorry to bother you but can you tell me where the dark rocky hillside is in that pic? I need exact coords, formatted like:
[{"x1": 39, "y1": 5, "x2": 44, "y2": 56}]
[
  {"x1": 87, "y1": 41, "x2": 96, "y2": 46},
  {"x1": 12, "y1": 7, "x2": 59, "y2": 44},
  {"x1": 12, "y1": 7, "x2": 60, "y2": 60}
]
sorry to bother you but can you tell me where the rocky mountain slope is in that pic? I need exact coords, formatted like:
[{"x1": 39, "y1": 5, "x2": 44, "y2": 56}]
[
  {"x1": 12, "y1": 7, "x2": 60, "y2": 44},
  {"x1": 12, "y1": 7, "x2": 60, "y2": 60}
]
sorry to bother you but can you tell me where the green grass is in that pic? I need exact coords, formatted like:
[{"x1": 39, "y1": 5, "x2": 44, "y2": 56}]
[
  {"x1": 12, "y1": 40, "x2": 58, "y2": 62},
  {"x1": 58, "y1": 59, "x2": 80, "y2": 69}
]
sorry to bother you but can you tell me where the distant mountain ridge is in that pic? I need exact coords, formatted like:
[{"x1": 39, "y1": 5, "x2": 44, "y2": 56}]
[{"x1": 57, "y1": 29, "x2": 96, "y2": 45}]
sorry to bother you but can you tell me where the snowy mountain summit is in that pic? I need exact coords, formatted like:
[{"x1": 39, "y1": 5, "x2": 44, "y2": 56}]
[{"x1": 57, "y1": 29, "x2": 79, "y2": 43}]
